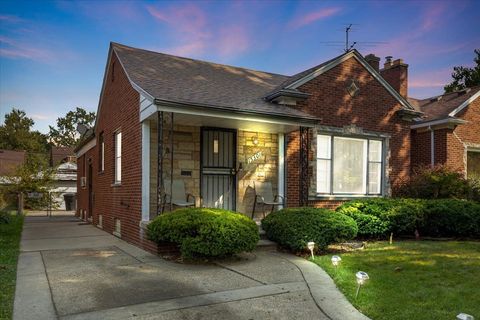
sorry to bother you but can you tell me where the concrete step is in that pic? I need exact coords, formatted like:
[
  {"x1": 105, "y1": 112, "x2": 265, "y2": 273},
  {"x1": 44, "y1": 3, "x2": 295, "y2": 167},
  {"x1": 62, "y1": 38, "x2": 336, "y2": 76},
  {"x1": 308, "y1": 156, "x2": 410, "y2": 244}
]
[{"x1": 256, "y1": 239, "x2": 277, "y2": 250}]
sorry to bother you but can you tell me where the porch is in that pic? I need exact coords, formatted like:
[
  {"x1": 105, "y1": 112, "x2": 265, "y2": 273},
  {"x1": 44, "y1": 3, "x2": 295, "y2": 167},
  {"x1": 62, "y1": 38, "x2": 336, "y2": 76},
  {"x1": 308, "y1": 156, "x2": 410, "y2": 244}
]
[{"x1": 140, "y1": 108, "x2": 298, "y2": 220}]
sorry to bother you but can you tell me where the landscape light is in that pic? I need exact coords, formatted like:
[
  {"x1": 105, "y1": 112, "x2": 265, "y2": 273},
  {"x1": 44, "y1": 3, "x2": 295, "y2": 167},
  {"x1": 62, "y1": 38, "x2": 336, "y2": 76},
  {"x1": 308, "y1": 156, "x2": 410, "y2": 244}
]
[
  {"x1": 457, "y1": 313, "x2": 475, "y2": 320},
  {"x1": 307, "y1": 241, "x2": 315, "y2": 259},
  {"x1": 355, "y1": 271, "x2": 369, "y2": 298},
  {"x1": 331, "y1": 255, "x2": 342, "y2": 266}
]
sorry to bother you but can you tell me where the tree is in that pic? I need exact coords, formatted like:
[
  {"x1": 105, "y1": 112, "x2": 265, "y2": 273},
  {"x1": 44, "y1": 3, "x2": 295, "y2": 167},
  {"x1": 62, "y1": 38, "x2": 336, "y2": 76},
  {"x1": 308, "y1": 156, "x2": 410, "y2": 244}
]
[
  {"x1": 0, "y1": 108, "x2": 49, "y2": 154},
  {"x1": 444, "y1": 49, "x2": 480, "y2": 93},
  {"x1": 48, "y1": 107, "x2": 96, "y2": 147}
]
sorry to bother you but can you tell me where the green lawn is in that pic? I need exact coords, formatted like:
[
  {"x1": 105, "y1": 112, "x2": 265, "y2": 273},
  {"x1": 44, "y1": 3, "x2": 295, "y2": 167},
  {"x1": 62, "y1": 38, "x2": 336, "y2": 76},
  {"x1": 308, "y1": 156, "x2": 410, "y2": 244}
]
[
  {"x1": 313, "y1": 241, "x2": 480, "y2": 320},
  {"x1": 0, "y1": 212, "x2": 23, "y2": 320}
]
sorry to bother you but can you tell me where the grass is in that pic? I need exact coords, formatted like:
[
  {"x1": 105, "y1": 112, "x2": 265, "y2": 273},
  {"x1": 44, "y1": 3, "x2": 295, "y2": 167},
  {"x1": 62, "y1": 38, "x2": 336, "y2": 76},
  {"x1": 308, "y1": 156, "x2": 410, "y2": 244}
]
[
  {"x1": 0, "y1": 211, "x2": 24, "y2": 320},
  {"x1": 313, "y1": 241, "x2": 480, "y2": 320}
]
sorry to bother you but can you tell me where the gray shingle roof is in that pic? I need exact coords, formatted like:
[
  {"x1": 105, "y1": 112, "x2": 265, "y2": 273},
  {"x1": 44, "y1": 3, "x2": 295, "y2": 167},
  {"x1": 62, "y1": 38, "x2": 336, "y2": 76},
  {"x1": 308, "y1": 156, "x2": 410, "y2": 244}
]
[
  {"x1": 112, "y1": 43, "x2": 319, "y2": 121},
  {"x1": 409, "y1": 85, "x2": 480, "y2": 122}
]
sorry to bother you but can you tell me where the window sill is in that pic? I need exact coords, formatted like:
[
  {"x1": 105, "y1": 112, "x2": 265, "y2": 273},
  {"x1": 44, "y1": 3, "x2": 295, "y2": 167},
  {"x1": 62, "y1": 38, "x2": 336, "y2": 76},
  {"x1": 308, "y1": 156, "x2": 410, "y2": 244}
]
[
  {"x1": 310, "y1": 194, "x2": 383, "y2": 201},
  {"x1": 111, "y1": 182, "x2": 122, "y2": 187}
]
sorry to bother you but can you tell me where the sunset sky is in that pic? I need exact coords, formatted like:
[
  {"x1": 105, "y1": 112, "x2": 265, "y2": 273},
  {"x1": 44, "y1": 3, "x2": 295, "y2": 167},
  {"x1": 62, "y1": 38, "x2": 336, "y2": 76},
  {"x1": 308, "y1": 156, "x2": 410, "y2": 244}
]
[{"x1": 1, "y1": 0, "x2": 479, "y2": 133}]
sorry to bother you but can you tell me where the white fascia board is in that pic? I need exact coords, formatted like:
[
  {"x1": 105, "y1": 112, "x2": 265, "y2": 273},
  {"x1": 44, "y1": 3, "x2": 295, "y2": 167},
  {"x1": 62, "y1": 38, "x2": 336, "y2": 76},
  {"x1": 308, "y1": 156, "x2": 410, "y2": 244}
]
[
  {"x1": 410, "y1": 117, "x2": 467, "y2": 129},
  {"x1": 285, "y1": 50, "x2": 415, "y2": 111},
  {"x1": 448, "y1": 90, "x2": 480, "y2": 117},
  {"x1": 75, "y1": 138, "x2": 96, "y2": 157},
  {"x1": 154, "y1": 102, "x2": 315, "y2": 128},
  {"x1": 139, "y1": 94, "x2": 155, "y2": 121}
]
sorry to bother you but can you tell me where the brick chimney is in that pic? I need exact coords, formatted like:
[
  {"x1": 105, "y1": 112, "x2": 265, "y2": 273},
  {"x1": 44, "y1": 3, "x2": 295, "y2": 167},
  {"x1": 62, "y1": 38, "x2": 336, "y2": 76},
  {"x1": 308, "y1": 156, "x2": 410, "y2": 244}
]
[
  {"x1": 364, "y1": 54, "x2": 380, "y2": 72},
  {"x1": 380, "y1": 56, "x2": 408, "y2": 98}
]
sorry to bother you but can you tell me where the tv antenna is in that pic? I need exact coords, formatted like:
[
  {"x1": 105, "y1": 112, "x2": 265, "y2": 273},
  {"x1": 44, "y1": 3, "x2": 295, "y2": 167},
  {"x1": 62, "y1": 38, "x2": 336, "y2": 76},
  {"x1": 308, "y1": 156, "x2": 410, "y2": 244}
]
[{"x1": 345, "y1": 24, "x2": 356, "y2": 52}]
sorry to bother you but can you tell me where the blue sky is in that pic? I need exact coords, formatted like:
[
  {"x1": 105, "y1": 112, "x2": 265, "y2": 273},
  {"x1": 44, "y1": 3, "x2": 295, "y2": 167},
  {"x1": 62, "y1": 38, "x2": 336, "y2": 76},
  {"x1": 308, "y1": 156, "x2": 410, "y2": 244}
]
[{"x1": 1, "y1": 0, "x2": 479, "y2": 133}]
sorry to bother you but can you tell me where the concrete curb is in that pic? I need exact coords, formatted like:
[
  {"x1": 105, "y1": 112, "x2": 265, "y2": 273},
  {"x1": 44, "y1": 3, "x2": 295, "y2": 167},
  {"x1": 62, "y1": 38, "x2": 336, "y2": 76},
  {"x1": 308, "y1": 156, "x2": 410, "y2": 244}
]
[{"x1": 273, "y1": 252, "x2": 371, "y2": 320}]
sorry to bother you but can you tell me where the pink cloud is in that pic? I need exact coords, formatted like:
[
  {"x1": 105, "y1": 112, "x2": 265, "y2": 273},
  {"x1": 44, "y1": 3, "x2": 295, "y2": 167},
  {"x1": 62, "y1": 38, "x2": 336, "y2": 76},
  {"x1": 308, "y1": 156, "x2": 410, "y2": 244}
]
[
  {"x1": 289, "y1": 7, "x2": 342, "y2": 29},
  {"x1": 420, "y1": 2, "x2": 447, "y2": 32},
  {"x1": 0, "y1": 14, "x2": 23, "y2": 23},
  {"x1": 217, "y1": 25, "x2": 251, "y2": 57},
  {"x1": 410, "y1": 68, "x2": 452, "y2": 89},
  {"x1": 0, "y1": 36, "x2": 63, "y2": 63},
  {"x1": 146, "y1": 3, "x2": 252, "y2": 59}
]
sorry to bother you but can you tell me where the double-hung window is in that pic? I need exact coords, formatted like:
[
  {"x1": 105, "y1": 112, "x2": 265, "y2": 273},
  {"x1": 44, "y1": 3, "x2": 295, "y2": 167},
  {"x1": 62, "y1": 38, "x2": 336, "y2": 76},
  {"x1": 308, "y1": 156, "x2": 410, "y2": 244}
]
[
  {"x1": 114, "y1": 131, "x2": 122, "y2": 183},
  {"x1": 316, "y1": 134, "x2": 383, "y2": 195},
  {"x1": 99, "y1": 132, "x2": 105, "y2": 172}
]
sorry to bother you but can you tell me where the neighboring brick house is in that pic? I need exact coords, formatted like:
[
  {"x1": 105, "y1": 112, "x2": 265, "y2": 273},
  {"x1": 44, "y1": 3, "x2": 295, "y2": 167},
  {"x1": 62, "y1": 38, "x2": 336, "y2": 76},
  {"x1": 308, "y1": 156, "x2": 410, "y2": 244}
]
[
  {"x1": 76, "y1": 42, "x2": 433, "y2": 253},
  {"x1": 409, "y1": 86, "x2": 480, "y2": 178}
]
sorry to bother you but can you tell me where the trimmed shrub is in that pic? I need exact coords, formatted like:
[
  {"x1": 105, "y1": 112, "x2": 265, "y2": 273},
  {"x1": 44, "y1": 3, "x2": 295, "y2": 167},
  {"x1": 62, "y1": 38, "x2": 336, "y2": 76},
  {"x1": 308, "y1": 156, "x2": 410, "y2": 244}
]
[
  {"x1": 338, "y1": 198, "x2": 480, "y2": 239},
  {"x1": 261, "y1": 208, "x2": 357, "y2": 252},
  {"x1": 147, "y1": 208, "x2": 259, "y2": 259},
  {"x1": 0, "y1": 210, "x2": 11, "y2": 224},
  {"x1": 420, "y1": 199, "x2": 480, "y2": 237}
]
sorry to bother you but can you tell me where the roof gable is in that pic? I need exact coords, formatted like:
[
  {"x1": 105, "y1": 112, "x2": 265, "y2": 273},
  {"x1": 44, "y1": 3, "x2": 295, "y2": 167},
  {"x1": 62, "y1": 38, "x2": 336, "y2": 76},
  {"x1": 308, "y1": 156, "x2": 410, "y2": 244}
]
[
  {"x1": 411, "y1": 86, "x2": 480, "y2": 122},
  {"x1": 280, "y1": 50, "x2": 416, "y2": 111}
]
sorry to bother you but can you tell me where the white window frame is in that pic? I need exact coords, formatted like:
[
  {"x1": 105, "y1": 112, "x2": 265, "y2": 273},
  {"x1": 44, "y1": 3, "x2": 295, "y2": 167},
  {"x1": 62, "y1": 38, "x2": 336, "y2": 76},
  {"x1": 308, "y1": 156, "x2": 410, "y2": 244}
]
[
  {"x1": 99, "y1": 132, "x2": 105, "y2": 172},
  {"x1": 114, "y1": 130, "x2": 122, "y2": 183},
  {"x1": 316, "y1": 134, "x2": 384, "y2": 196}
]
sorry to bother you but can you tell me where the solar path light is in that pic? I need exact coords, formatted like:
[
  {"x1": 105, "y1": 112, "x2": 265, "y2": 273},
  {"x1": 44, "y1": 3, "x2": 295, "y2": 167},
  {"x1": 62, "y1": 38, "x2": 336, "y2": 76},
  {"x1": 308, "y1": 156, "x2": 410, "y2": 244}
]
[
  {"x1": 307, "y1": 241, "x2": 315, "y2": 259},
  {"x1": 355, "y1": 271, "x2": 369, "y2": 299},
  {"x1": 331, "y1": 255, "x2": 341, "y2": 274}
]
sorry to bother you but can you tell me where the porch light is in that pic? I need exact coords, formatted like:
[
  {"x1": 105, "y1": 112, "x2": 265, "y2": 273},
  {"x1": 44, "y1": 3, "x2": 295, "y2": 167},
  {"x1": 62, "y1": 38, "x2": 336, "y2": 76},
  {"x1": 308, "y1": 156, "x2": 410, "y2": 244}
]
[
  {"x1": 457, "y1": 314, "x2": 475, "y2": 320},
  {"x1": 355, "y1": 271, "x2": 369, "y2": 298},
  {"x1": 252, "y1": 135, "x2": 259, "y2": 145},
  {"x1": 307, "y1": 241, "x2": 315, "y2": 259}
]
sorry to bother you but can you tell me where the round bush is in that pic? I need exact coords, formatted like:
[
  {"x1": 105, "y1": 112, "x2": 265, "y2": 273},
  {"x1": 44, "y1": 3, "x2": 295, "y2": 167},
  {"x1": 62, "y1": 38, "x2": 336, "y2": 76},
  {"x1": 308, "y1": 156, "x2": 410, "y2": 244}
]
[
  {"x1": 261, "y1": 208, "x2": 358, "y2": 252},
  {"x1": 337, "y1": 206, "x2": 389, "y2": 238},
  {"x1": 146, "y1": 208, "x2": 259, "y2": 258}
]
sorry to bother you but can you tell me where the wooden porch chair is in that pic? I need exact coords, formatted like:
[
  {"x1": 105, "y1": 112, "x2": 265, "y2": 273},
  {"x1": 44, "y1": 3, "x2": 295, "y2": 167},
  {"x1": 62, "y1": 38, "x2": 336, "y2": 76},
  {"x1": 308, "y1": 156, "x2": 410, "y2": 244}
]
[
  {"x1": 164, "y1": 179, "x2": 196, "y2": 212},
  {"x1": 252, "y1": 181, "x2": 284, "y2": 218}
]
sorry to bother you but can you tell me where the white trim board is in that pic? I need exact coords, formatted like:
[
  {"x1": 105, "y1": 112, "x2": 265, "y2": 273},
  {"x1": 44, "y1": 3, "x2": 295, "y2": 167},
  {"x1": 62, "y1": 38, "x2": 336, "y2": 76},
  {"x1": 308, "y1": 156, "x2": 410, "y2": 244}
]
[
  {"x1": 410, "y1": 117, "x2": 467, "y2": 129},
  {"x1": 448, "y1": 89, "x2": 480, "y2": 117},
  {"x1": 285, "y1": 50, "x2": 415, "y2": 112},
  {"x1": 75, "y1": 138, "x2": 96, "y2": 157}
]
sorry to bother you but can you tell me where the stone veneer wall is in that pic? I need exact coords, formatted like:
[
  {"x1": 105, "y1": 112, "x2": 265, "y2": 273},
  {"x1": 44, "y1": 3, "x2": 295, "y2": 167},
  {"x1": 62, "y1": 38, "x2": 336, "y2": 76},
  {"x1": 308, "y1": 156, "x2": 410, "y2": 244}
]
[
  {"x1": 147, "y1": 126, "x2": 279, "y2": 218},
  {"x1": 149, "y1": 121, "x2": 201, "y2": 217},
  {"x1": 236, "y1": 131, "x2": 278, "y2": 217}
]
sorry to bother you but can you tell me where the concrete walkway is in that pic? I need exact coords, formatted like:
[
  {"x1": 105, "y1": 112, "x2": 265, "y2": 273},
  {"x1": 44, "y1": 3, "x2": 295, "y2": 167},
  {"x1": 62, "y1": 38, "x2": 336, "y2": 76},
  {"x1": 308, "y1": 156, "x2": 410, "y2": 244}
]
[{"x1": 14, "y1": 216, "x2": 370, "y2": 320}]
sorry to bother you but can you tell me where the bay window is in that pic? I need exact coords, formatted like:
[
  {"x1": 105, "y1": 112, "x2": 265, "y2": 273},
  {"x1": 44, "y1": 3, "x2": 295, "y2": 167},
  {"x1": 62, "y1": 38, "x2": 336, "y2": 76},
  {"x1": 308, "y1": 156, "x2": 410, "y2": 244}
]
[{"x1": 316, "y1": 134, "x2": 383, "y2": 195}]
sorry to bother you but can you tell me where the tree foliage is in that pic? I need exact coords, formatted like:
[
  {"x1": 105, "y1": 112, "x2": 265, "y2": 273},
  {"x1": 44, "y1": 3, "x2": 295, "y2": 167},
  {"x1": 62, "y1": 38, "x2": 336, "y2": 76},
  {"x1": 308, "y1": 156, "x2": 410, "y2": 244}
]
[
  {"x1": 0, "y1": 108, "x2": 48, "y2": 154},
  {"x1": 48, "y1": 107, "x2": 96, "y2": 147},
  {"x1": 444, "y1": 49, "x2": 480, "y2": 93}
]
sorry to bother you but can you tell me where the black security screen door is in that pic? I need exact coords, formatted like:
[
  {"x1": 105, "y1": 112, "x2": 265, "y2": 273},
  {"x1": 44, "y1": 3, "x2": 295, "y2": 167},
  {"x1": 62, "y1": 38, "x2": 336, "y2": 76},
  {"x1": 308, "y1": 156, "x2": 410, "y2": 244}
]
[{"x1": 201, "y1": 128, "x2": 236, "y2": 210}]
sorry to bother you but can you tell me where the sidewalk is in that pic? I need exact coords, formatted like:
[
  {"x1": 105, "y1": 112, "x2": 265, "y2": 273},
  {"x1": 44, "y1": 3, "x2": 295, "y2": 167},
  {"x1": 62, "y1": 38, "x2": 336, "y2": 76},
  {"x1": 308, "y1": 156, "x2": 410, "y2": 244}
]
[{"x1": 14, "y1": 216, "x2": 370, "y2": 320}]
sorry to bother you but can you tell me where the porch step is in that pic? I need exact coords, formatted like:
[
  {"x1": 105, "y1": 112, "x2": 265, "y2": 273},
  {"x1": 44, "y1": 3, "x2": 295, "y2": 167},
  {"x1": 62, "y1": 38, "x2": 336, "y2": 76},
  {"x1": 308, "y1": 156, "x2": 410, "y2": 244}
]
[
  {"x1": 255, "y1": 219, "x2": 270, "y2": 241},
  {"x1": 256, "y1": 239, "x2": 277, "y2": 250}
]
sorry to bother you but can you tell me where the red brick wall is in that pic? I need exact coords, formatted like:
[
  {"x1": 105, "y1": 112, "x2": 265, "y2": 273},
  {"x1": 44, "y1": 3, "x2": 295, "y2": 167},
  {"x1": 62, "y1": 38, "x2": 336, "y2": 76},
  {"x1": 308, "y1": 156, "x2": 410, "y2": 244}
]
[
  {"x1": 286, "y1": 55, "x2": 412, "y2": 208},
  {"x1": 76, "y1": 51, "x2": 158, "y2": 254},
  {"x1": 410, "y1": 98, "x2": 480, "y2": 173},
  {"x1": 451, "y1": 98, "x2": 480, "y2": 173}
]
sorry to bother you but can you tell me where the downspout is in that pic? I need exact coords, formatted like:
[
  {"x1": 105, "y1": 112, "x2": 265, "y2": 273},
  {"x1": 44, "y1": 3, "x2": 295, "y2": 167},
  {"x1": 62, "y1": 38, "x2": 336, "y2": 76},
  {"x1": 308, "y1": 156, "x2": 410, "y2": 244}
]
[{"x1": 429, "y1": 126, "x2": 435, "y2": 167}]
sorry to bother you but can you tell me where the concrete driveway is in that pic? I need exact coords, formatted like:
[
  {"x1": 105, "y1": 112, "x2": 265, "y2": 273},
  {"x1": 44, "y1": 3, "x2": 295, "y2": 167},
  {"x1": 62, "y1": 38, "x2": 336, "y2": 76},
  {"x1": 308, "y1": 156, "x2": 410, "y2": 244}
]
[{"x1": 14, "y1": 216, "x2": 369, "y2": 320}]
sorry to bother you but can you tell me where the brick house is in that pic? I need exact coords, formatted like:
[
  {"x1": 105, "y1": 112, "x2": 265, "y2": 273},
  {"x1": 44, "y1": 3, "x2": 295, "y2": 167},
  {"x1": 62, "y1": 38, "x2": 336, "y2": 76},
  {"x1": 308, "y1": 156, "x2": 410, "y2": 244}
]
[
  {"x1": 409, "y1": 86, "x2": 480, "y2": 177},
  {"x1": 75, "y1": 42, "x2": 478, "y2": 252}
]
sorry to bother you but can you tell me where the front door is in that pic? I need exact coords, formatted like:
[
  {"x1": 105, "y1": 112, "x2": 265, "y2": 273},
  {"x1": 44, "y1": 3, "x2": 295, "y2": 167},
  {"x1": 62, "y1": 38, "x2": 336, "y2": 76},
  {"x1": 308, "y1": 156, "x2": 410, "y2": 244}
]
[{"x1": 201, "y1": 128, "x2": 236, "y2": 210}]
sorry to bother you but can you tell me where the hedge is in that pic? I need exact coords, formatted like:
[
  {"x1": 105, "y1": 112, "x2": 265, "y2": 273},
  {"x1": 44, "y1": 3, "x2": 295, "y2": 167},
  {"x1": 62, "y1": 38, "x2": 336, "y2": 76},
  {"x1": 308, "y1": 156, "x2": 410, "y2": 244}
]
[
  {"x1": 337, "y1": 198, "x2": 480, "y2": 238},
  {"x1": 147, "y1": 208, "x2": 259, "y2": 259},
  {"x1": 261, "y1": 208, "x2": 358, "y2": 252}
]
